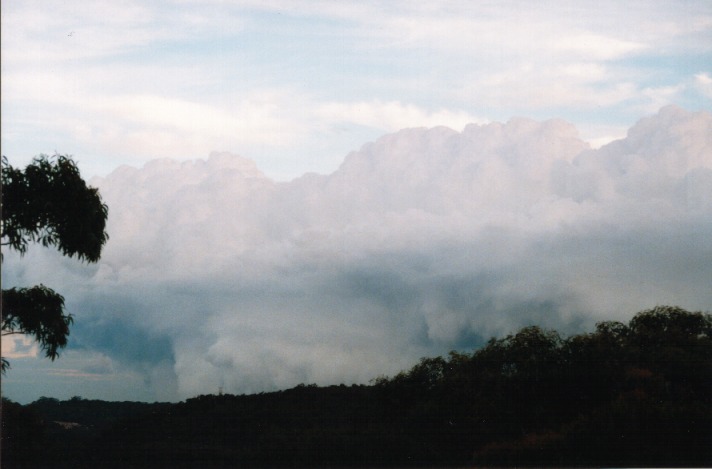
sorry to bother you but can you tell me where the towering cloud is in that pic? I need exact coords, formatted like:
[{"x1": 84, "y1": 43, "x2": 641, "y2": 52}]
[{"x1": 3, "y1": 106, "x2": 711, "y2": 401}]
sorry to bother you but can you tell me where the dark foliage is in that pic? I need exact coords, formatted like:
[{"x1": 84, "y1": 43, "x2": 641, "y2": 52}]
[
  {"x1": 1, "y1": 154, "x2": 109, "y2": 372},
  {"x1": 3, "y1": 306, "x2": 711, "y2": 467},
  {"x1": 1, "y1": 398, "x2": 47, "y2": 465},
  {"x1": 1, "y1": 286, "x2": 73, "y2": 363},
  {"x1": 1, "y1": 154, "x2": 108, "y2": 262}
]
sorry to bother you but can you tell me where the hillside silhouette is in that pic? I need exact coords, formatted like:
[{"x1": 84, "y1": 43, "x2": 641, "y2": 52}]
[{"x1": 3, "y1": 305, "x2": 710, "y2": 467}]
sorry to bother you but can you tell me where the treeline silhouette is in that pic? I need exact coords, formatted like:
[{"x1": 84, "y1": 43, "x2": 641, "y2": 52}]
[{"x1": 2, "y1": 306, "x2": 711, "y2": 467}]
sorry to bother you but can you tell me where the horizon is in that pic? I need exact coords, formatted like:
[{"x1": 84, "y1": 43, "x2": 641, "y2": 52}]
[
  {"x1": 1, "y1": 1, "x2": 711, "y2": 404},
  {"x1": 3, "y1": 106, "x2": 712, "y2": 404},
  {"x1": 6, "y1": 302, "x2": 711, "y2": 406}
]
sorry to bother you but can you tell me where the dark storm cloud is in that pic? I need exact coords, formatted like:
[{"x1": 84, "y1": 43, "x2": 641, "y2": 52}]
[{"x1": 70, "y1": 317, "x2": 174, "y2": 366}]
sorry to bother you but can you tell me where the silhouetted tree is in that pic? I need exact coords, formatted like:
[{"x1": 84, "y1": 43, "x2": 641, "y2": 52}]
[{"x1": 1, "y1": 154, "x2": 108, "y2": 372}]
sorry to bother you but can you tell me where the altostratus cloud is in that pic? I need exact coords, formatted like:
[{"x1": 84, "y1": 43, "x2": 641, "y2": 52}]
[{"x1": 3, "y1": 106, "x2": 711, "y2": 400}]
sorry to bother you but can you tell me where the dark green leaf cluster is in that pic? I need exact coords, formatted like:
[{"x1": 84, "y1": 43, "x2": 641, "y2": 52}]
[
  {"x1": 1, "y1": 286, "x2": 73, "y2": 366},
  {"x1": 1, "y1": 154, "x2": 108, "y2": 262}
]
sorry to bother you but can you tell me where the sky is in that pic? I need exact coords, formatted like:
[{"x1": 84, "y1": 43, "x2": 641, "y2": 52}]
[
  {"x1": 2, "y1": 0, "x2": 711, "y2": 180},
  {"x1": 1, "y1": 1, "x2": 712, "y2": 403}
]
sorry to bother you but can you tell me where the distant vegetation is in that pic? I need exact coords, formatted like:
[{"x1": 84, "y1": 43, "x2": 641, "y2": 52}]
[{"x1": 2, "y1": 305, "x2": 710, "y2": 467}]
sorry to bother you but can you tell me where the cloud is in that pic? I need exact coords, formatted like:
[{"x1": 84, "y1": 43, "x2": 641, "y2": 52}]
[
  {"x1": 47, "y1": 368, "x2": 111, "y2": 381},
  {"x1": 554, "y1": 33, "x2": 645, "y2": 60},
  {"x1": 1, "y1": 336, "x2": 39, "y2": 359},
  {"x1": 0, "y1": 0, "x2": 242, "y2": 63},
  {"x1": 3, "y1": 0, "x2": 710, "y2": 182},
  {"x1": 316, "y1": 100, "x2": 485, "y2": 132},
  {"x1": 3, "y1": 106, "x2": 711, "y2": 402},
  {"x1": 695, "y1": 72, "x2": 712, "y2": 99}
]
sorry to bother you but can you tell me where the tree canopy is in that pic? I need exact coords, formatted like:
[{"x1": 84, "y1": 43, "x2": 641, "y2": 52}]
[
  {"x1": 1, "y1": 154, "x2": 108, "y2": 261},
  {"x1": 1, "y1": 154, "x2": 109, "y2": 372},
  {"x1": 3, "y1": 305, "x2": 710, "y2": 467}
]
